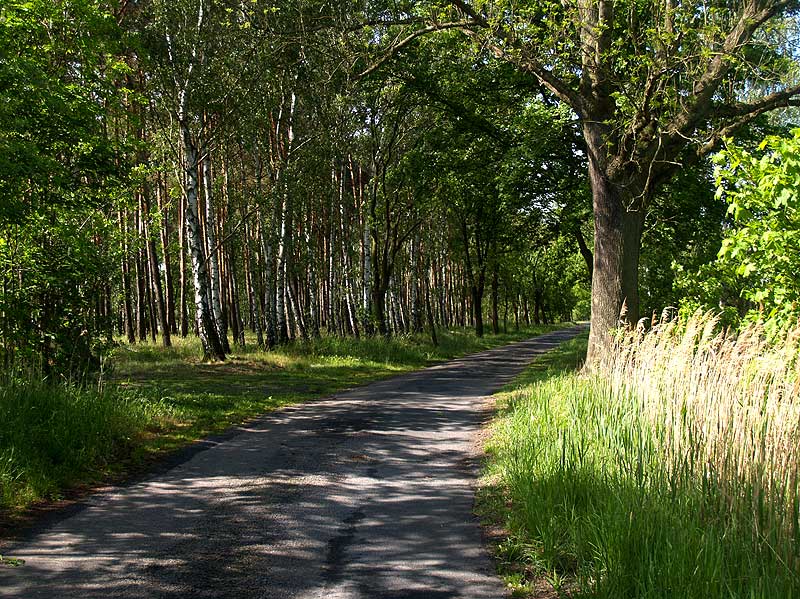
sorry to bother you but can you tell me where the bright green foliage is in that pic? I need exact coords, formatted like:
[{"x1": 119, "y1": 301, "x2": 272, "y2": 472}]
[
  {"x1": 0, "y1": 0, "x2": 124, "y2": 221},
  {"x1": 639, "y1": 166, "x2": 726, "y2": 317},
  {"x1": 715, "y1": 130, "x2": 800, "y2": 328},
  {"x1": 680, "y1": 130, "x2": 800, "y2": 330}
]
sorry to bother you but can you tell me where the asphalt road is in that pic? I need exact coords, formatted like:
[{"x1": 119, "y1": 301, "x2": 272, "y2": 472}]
[{"x1": 0, "y1": 327, "x2": 584, "y2": 599}]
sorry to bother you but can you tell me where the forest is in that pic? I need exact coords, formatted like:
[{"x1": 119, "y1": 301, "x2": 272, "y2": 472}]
[{"x1": 2, "y1": 0, "x2": 800, "y2": 597}]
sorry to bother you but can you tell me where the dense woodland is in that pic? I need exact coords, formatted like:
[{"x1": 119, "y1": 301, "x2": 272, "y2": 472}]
[
  {"x1": 5, "y1": 2, "x2": 800, "y2": 595},
  {"x1": 2, "y1": 0, "x2": 799, "y2": 375}
]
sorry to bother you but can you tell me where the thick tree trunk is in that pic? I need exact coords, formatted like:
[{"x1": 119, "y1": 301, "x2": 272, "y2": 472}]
[{"x1": 585, "y1": 145, "x2": 645, "y2": 366}]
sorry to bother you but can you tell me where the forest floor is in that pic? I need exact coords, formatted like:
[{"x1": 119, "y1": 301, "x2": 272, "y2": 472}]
[
  {"x1": 0, "y1": 324, "x2": 563, "y2": 527},
  {"x1": 0, "y1": 326, "x2": 584, "y2": 598}
]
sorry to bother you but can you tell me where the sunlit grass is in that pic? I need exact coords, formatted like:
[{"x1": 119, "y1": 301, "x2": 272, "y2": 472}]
[
  {"x1": 482, "y1": 315, "x2": 800, "y2": 598},
  {"x1": 0, "y1": 324, "x2": 563, "y2": 517}
]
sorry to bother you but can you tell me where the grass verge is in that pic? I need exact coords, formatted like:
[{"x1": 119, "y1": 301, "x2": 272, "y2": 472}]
[
  {"x1": 0, "y1": 324, "x2": 562, "y2": 522},
  {"x1": 479, "y1": 316, "x2": 800, "y2": 598}
]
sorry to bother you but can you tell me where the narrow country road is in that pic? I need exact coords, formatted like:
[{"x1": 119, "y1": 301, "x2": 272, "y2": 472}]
[{"x1": 0, "y1": 327, "x2": 584, "y2": 599}]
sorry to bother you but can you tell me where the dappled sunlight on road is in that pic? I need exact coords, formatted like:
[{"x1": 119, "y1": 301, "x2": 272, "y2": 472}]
[{"x1": 0, "y1": 327, "x2": 583, "y2": 599}]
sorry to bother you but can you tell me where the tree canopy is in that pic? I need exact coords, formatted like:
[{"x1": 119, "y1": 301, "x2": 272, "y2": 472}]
[{"x1": 0, "y1": 0, "x2": 798, "y2": 374}]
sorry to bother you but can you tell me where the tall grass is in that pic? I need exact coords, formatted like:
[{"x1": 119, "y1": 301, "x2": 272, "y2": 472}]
[
  {"x1": 487, "y1": 314, "x2": 800, "y2": 598},
  {"x1": 0, "y1": 381, "x2": 174, "y2": 512}
]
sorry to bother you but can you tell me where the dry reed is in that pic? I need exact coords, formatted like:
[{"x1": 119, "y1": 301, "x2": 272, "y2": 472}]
[{"x1": 603, "y1": 312, "x2": 800, "y2": 563}]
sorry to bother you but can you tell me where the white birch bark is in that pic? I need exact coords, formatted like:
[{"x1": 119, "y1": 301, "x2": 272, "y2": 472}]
[
  {"x1": 180, "y1": 122, "x2": 224, "y2": 360},
  {"x1": 202, "y1": 153, "x2": 230, "y2": 353}
]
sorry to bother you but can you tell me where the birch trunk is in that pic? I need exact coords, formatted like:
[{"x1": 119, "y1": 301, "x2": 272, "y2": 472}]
[
  {"x1": 275, "y1": 189, "x2": 290, "y2": 344},
  {"x1": 180, "y1": 122, "x2": 225, "y2": 360},
  {"x1": 202, "y1": 154, "x2": 231, "y2": 354},
  {"x1": 178, "y1": 180, "x2": 189, "y2": 337}
]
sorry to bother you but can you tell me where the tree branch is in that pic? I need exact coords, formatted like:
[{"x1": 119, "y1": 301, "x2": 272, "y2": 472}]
[
  {"x1": 448, "y1": 0, "x2": 585, "y2": 114},
  {"x1": 669, "y1": 0, "x2": 791, "y2": 137},
  {"x1": 358, "y1": 21, "x2": 475, "y2": 79},
  {"x1": 715, "y1": 82, "x2": 800, "y2": 120},
  {"x1": 698, "y1": 96, "x2": 800, "y2": 158}
]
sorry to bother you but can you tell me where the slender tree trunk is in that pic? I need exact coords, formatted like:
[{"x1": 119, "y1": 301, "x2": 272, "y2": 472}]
[
  {"x1": 340, "y1": 187, "x2": 359, "y2": 339},
  {"x1": 362, "y1": 178, "x2": 373, "y2": 334},
  {"x1": 306, "y1": 226, "x2": 321, "y2": 339},
  {"x1": 134, "y1": 208, "x2": 147, "y2": 342},
  {"x1": 144, "y1": 243, "x2": 157, "y2": 343},
  {"x1": 490, "y1": 265, "x2": 499, "y2": 335},
  {"x1": 143, "y1": 185, "x2": 171, "y2": 347},
  {"x1": 177, "y1": 180, "x2": 189, "y2": 337},
  {"x1": 288, "y1": 276, "x2": 307, "y2": 341},
  {"x1": 227, "y1": 248, "x2": 245, "y2": 347},
  {"x1": 180, "y1": 123, "x2": 225, "y2": 360},
  {"x1": 471, "y1": 285, "x2": 484, "y2": 338},
  {"x1": 371, "y1": 279, "x2": 388, "y2": 337},
  {"x1": 410, "y1": 233, "x2": 422, "y2": 333},
  {"x1": 503, "y1": 292, "x2": 509, "y2": 333},
  {"x1": 156, "y1": 173, "x2": 176, "y2": 334},
  {"x1": 202, "y1": 154, "x2": 231, "y2": 354},
  {"x1": 244, "y1": 215, "x2": 265, "y2": 348},
  {"x1": 275, "y1": 189, "x2": 290, "y2": 344},
  {"x1": 118, "y1": 209, "x2": 136, "y2": 344},
  {"x1": 258, "y1": 210, "x2": 277, "y2": 348},
  {"x1": 424, "y1": 274, "x2": 438, "y2": 347}
]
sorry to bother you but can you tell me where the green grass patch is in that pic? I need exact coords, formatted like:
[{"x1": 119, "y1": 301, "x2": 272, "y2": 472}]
[
  {"x1": 480, "y1": 330, "x2": 800, "y2": 598},
  {"x1": 0, "y1": 324, "x2": 563, "y2": 519},
  {"x1": 0, "y1": 381, "x2": 175, "y2": 512}
]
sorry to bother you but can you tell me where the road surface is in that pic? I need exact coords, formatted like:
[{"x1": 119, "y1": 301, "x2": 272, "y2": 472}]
[{"x1": 0, "y1": 327, "x2": 583, "y2": 599}]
